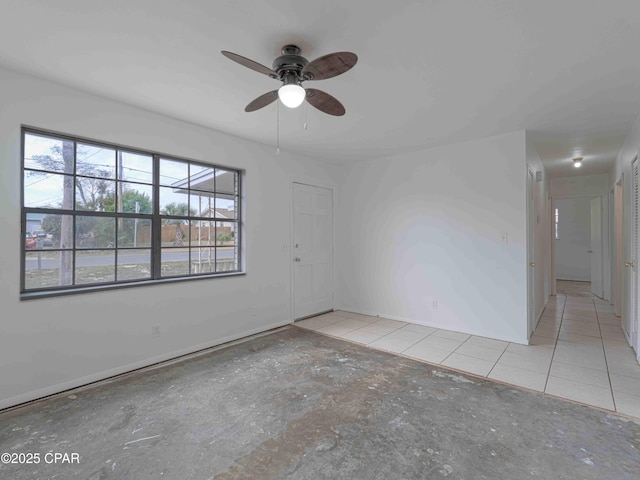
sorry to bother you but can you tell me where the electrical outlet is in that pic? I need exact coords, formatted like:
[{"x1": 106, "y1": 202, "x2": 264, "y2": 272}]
[
  {"x1": 151, "y1": 325, "x2": 161, "y2": 337},
  {"x1": 431, "y1": 299, "x2": 438, "y2": 310}
]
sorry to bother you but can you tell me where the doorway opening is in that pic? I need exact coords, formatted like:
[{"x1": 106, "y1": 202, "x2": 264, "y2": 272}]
[{"x1": 553, "y1": 195, "x2": 605, "y2": 300}]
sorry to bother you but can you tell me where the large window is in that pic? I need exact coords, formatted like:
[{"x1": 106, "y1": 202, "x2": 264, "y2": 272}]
[{"x1": 22, "y1": 128, "x2": 241, "y2": 296}]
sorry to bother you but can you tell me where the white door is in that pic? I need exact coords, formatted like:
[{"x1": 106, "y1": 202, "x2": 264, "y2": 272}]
[
  {"x1": 293, "y1": 183, "x2": 334, "y2": 320},
  {"x1": 630, "y1": 159, "x2": 639, "y2": 354},
  {"x1": 590, "y1": 197, "x2": 603, "y2": 298}
]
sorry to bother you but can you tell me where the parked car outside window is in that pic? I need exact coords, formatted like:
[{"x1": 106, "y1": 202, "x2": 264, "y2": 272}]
[{"x1": 25, "y1": 233, "x2": 36, "y2": 249}]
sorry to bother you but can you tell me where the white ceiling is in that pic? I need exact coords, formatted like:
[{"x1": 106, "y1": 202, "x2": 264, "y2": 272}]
[{"x1": 1, "y1": 0, "x2": 639, "y2": 178}]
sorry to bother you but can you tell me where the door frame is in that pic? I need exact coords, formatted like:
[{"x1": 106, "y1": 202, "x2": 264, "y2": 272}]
[
  {"x1": 629, "y1": 156, "x2": 639, "y2": 355},
  {"x1": 527, "y1": 168, "x2": 536, "y2": 339},
  {"x1": 550, "y1": 196, "x2": 557, "y2": 296},
  {"x1": 290, "y1": 178, "x2": 336, "y2": 322},
  {"x1": 590, "y1": 196, "x2": 604, "y2": 298},
  {"x1": 615, "y1": 176, "x2": 624, "y2": 317},
  {"x1": 552, "y1": 194, "x2": 607, "y2": 290}
]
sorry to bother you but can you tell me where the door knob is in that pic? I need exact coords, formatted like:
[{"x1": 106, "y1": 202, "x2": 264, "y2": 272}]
[
  {"x1": 625, "y1": 261, "x2": 635, "y2": 268},
  {"x1": 588, "y1": 250, "x2": 593, "y2": 253},
  {"x1": 294, "y1": 257, "x2": 301, "y2": 262},
  {"x1": 529, "y1": 262, "x2": 536, "y2": 267}
]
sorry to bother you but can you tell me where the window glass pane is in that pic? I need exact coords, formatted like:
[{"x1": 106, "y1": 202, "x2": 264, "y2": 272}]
[
  {"x1": 189, "y1": 192, "x2": 213, "y2": 216},
  {"x1": 190, "y1": 165, "x2": 215, "y2": 192},
  {"x1": 216, "y1": 252, "x2": 237, "y2": 273},
  {"x1": 159, "y1": 186, "x2": 190, "y2": 215},
  {"x1": 75, "y1": 250, "x2": 115, "y2": 284},
  {"x1": 25, "y1": 251, "x2": 73, "y2": 289},
  {"x1": 77, "y1": 144, "x2": 116, "y2": 179},
  {"x1": 215, "y1": 195, "x2": 237, "y2": 219},
  {"x1": 159, "y1": 158, "x2": 189, "y2": 187},
  {"x1": 26, "y1": 212, "x2": 50, "y2": 245},
  {"x1": 119, "y1": 218, "x2": 152, "y2": 248},
  {"x1": 24, "y1": 133, "x2": 74, "y2": 173},
  {"x1": 119, "y1": 151, "x2": 153, "y2": 183},
  {"x1": 117, "y1": 249, "x2": 151, "y2": 281},
  {"x1": 76, "y1": 178, "x2": 116, "y2": 211},
  {"x1": 27, "y1": 213, "x2": 73, "y2": 250},
  {"x1": 161, "y1": 247, "x2": 189, "y2": 277},
  {"x1": 160, "y1": 219, "x2": 190, "y2": 247},
  {"x1": 24, "y1": 172, "x2": 71, "y2": 209},
  {"x1": 118, "y1": 183, "x2": 153, "y2": 213},
  {"x1": 216, "y1": 221, "x2": 237, "y2": 246},
  {"x1": 76, "y1": 216, "x2": 115, "y2": 249},
  {"x1": 215, "y1": 168, "x2": 237, "y2": 195},
  {"x1": 191, "y1": 247, "x2": 214, "y2": 274},
  {"x1": 191, "y1": 221, "x2": 215, "y2": 246}
]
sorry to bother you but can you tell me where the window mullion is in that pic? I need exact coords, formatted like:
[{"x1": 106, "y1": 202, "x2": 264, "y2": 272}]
[{"x1": 152, "y1": 155, "x2": 161, "y2": 280}]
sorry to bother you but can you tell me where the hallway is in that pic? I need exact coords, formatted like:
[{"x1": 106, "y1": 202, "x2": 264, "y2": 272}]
[{"x1": 296, "y1": 295, "x2": 640, "y2": 421}]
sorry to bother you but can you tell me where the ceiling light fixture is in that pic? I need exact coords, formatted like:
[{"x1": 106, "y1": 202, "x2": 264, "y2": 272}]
[
  {"x1": 573, "y1": 156, "x2": 583, "y2": 168},
  {"x1": 278, "y1": 74, "x2": 306, "y2": 109}
]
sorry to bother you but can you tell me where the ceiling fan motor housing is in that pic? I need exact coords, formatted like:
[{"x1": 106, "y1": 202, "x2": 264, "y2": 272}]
[{"x1": 272, "y1": 45, "x2": 308, "y2": 81}]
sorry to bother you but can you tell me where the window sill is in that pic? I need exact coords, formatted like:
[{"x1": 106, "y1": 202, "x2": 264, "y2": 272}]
[{"x1": 20, "y1": 271, "x2": 246, "y2": 301}]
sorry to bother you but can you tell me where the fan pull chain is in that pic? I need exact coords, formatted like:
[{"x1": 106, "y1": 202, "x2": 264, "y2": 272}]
[
  {"x1": 304, "y1": 101, "x2": 308, "y2": 131},
  {"x1": 276, "y1": 100, "x2": 280, "y2": 155}
]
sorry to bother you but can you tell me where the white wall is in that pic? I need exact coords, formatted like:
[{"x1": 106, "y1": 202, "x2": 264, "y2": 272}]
[
  {"x1": 0, "y1": 66, "x2": 340, "y2": 409},
  {"x1": 555, "y1": 198, "x2": 592, "y2": 281},
  {"x1": 550, "y1": 174, "x2": 610, "y2": 198},
  {"x1": 335, "y1": 131, "x2": 529, "y2": 344},
  {"x1": 612, "y1": 110, "x2": 640, "y2": 350}
]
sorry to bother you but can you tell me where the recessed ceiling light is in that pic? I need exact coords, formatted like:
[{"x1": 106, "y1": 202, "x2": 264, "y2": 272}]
[{"x1": 573, "y1": 156, "x2": 583, "y2": 168}]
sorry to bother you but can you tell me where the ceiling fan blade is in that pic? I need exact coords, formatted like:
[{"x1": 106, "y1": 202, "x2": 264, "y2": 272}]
[
  {"x1": 221, "y1": 51, "x2": 278, "y2": 79},
  {"x1": 302, "y1": 52, "x2": 358, "y2": 80},
  {"x1": 245, "y1": 90, "x2": 279, "y2": 112},
  {"x1": 305, "y1": 89, "x2": 346, "y2": 116}
]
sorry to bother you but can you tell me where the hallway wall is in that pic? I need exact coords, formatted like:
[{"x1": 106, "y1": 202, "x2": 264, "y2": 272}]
[{"x1": 612, "y1": 109, "x2": 640, "y2": 352}]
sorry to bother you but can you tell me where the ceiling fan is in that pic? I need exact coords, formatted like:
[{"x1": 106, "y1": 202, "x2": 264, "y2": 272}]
[{"x1": 221, "y1": 44, "x2": 357, "y2": 116}]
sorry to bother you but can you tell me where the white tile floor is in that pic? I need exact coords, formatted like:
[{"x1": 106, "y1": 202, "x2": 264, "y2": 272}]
[{"x1": 295, "y1": 295, "x2": 640, "y2": 421}]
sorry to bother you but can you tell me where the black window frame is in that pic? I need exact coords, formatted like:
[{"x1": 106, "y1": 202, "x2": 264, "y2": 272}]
[{"x1": 21, "y1": 126, "x2": 243, "y2": 299}]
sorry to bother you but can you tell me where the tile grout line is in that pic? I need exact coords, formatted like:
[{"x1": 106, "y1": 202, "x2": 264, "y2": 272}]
[
  {"x1": 341, "y1": 313, "x2": 438, "y2": 353},
  {"x1": 595, "y1": 300, "x2": 618, "y2": 412},
  {"x1": 542, "y1": 294, "x2": 566, "y2": 394},
  {"x1": 485, "y1": 341, "x2": 511, "y2": 378},
  {"x1": 439, "y1": 334, "x2": 473, "y2": 365},
  {"x1": 391, "y1": 328, "x2": 439, "y2": 355}
]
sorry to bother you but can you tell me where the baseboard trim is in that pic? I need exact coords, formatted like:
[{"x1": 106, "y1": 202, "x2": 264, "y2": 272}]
[{"x1": 0, "y1": 319, "x2": 292, "y2": 412}]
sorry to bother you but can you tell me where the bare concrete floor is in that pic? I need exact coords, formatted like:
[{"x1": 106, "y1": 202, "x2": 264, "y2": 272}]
[{"x1": 1, "y1": 327, "x2": 639, "y2": 479}]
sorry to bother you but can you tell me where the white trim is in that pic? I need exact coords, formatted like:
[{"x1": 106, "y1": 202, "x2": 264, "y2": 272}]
[{"x1": 527, "y1": 167, "x2": 536, "y2": 340}]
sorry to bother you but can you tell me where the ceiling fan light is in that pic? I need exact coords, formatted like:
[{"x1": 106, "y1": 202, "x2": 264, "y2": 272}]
[
  {"x1": 573, "y1": 156, "x2": 583, "y2": 168},
  {"x1": 278, "y1": 84, "x2": 305, "y2": 108}
]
